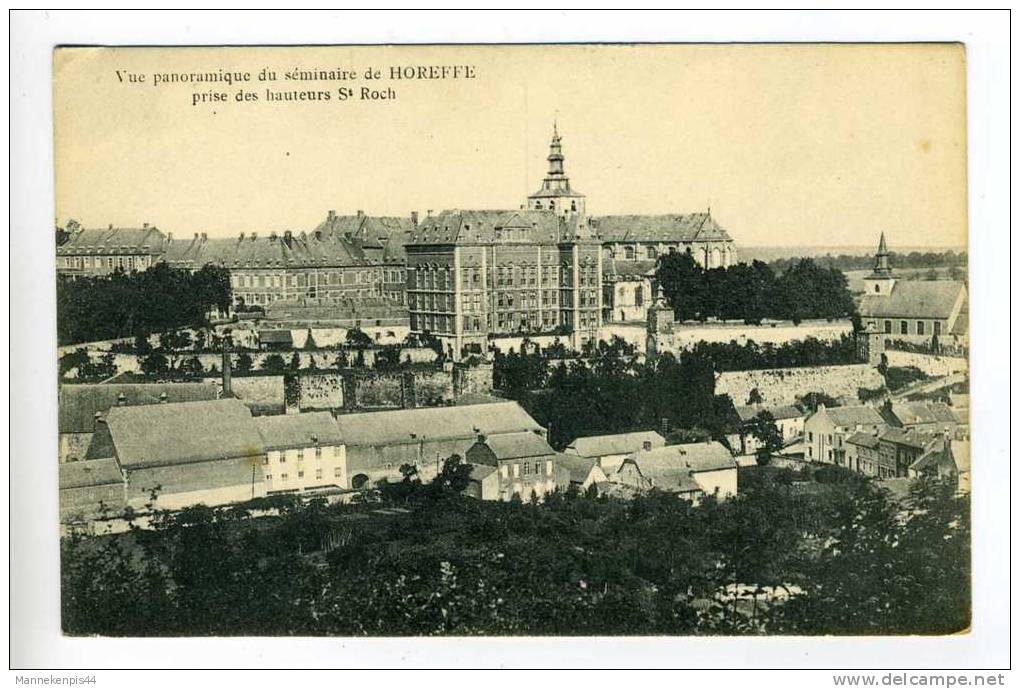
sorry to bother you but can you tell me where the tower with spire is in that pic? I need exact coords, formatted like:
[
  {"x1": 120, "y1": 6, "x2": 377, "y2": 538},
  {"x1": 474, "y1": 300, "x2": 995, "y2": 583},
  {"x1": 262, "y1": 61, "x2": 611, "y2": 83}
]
[
  {"x1": 527, "y1": 122, "x2": 586, "y2": 220},
  {"x1": 863, "y1": 232, "x2": 896, "y2": 296}
]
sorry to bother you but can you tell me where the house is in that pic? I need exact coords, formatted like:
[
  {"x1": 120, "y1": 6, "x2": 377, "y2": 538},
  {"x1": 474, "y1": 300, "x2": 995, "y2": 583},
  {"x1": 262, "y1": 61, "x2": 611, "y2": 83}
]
[
  {"x1": 86, "y1": 398, "x2": 266, "y2": 511},
  {"x1": 803, "y1": 404, "x2": 885, "y2": 467},
  {"x1": 617, "y1": 441, "x2": 738, "y2": 502},
  {"x1": 844, "y1": 430, "x2": 883, "y2": 476},
  {"x1": 910, "y1": 439, "x2": 970, "y2": 493},
  {"x1": 58, "y1": 457, "x2": 126, "y2": 523},
  {"x1": 883, "y1": 402, "x2": 959, "y2": 436},
  {"x1": 58, "y1": 382, "x2": 219, "y2": 463},
  {"x1": 465, "y1": 431, "x2": 561, "y2": 501},
  {"x1": 258, "y1": 329, "x2": 294, "y2": 351},
  {"x1": 334, "y1": 401, "x2": 544, "y2": 489},
  {"x1": 556, "y1": 454, "x2": 610, "y2": 492},
  {"x1": 254, "y1": 412, "x2": 347, "y2": 494},
  {"x1": 563, "y1": 430, "x2": 666, "y2": 474},
  {"x1": 734, "y1": 404, "x2": 805, "y2": 455},
  {"x1": 879, "y1": 427, "x2": 940, "y2": 478}
]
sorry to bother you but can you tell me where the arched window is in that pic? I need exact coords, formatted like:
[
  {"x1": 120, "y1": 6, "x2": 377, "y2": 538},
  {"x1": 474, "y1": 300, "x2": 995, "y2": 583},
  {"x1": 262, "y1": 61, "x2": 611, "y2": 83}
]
[{"x1": 624, "y1": 246, "x2": 635, "y2": 260}]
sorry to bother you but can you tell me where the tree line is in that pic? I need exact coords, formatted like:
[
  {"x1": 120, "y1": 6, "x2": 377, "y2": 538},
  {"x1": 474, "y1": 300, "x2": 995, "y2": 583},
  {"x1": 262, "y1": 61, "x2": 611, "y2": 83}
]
[
  {"x1": 493, "y1": 335, "x2": 861, "y2": 449},
  {"x1": 655, "y1": 253, "x2": 856, "y2": 324},
  {"x1": 57, "y1": 264, "x2": 231, "y2": 346},
  {"x1": 61, "y1": 464, "x2": 969, "y2": 636},
  {"x1": 768, "y1": 250, "x2": 967, "y2": 275}
]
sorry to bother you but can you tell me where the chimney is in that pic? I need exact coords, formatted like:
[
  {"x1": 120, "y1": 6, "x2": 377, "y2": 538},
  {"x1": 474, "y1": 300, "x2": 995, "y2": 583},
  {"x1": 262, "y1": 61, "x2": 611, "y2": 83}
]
[
  {"x1": 143, "y1": 222, "x2": 149, "y2": 229},
  {"x1": 328, "y1": 210, "x2": 336, "y2": 220},
  {"x1": 108, "y1": 223, "x2": 113, "y2": 230},
  {"x1": 159, "y1": 392, "x2": 168, "y2": 403},
  {"x1": 117, "y1": 392, "x2": 127, "y2": 406},
  {"x1": 194, "y1": 233, "x2": 199, "y2": 240},
  {"x1": 167, "y1": 232, "x2": 173, "y2": 242},
  {"x1": 270, "y1": 231, "x2": 278, "y2": 241},
  {"x1": 642, "y1": 440, "x2": 652, "y2": 452},
  {"x1": 411, "y1": 211, "x2": 419, "y2": 227},
  {"x1": 93, "y1": 411, "x2": 103, "y2": 429},
  {"x1": 221, "y1": 344, "x2": 233, "y2": 397},
  {"x1": 427, "y1": 209, "x2": 433, "y2": 217},
  {"x1": 201, "y1": 233, "x2": 207, "y2": 241},
  {"x1": 314, "y1": 230, "x2": 323, "y2": 241},
  {"x1": 356, "y1": 210, "x2": 364, "y2": 218},
  {"x1": 239, "y1": 232, "x2": 245, "y2": 240},
  {"x1": 250, "y1": 232, "x2": 257, "y2": 241}
]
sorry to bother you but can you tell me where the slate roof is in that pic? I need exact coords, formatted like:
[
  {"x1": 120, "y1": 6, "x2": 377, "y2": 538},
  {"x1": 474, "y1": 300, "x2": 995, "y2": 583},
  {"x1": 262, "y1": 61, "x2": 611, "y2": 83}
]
[
  {"x1": 56, "y1": 226, "x2": 167, "y2": 255},
  {"x1": 881, "y1": 427, "x2": 937, "y2": 450},
  {"x1": 592, "y1": 213, "x2": 733, "y2": 243},
  {"x1": 59, "y1": 458, "x2": 124, "y2": 490},
  {"x1": 254, "y1": 412, "x2": 344, "y2": 451},
  {"x1": 910, "y1": 440, "x2": 969, "y2": 475},
  {"x1": 313, "y1": 213, "x2": 415, "y2": 263},
  {"x1": 603, "y1": 257, "x2": 657, "y2": 279},
  {"x1": 556, "y1": 454, "x2": 601, "y2": 484},
  {"x1": 845, "y1": 431, "x2": 882, "y2": 450},
  {"x1": 630, "y1": 441, "x2": 737, "y2": 480},
  {"x1": 101, "y1": 398, "x2": 264, "y2": 468},
  {"x1": 565, "y1": 431, "x2": 666, "y2": 458},
  {"x1": 467, "y1": 463, "x2": 497, "y2": 481},
  {"x1": 406, "y1": 209, "x2": 579, "y2": 245},
  {"x1": 162, "y1": 231, "x2": 373, "y2": 270},
  {"x1": 59, "y1": 383, "x2": 219, "y2": 433},
  {"x1": 335, "y1": 402, "x2": 543, "y2": 447},
  {"x1": 818, "y1": 405, "x2": 885, "y2": 428},
  {"x1": 859, "y1": 280, "x2": 966, "y2": 320},
  {"x1": 734, "y1": 404, "x2": 803, "y2": 424},
  {"x1": 480, "y1": 431, "x2": 556, "y2": 460},
  {"x1": 888, "y1": 402, "x2": 958, "y2": 427},
  {"x1": 258, "y1": 330, "x2": 294, "y2": 345}
]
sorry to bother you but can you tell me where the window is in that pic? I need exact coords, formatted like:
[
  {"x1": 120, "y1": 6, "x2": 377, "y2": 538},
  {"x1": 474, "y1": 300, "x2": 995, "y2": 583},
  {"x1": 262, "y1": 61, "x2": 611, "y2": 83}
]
[
  {"x1": 808, "y1": 432, "x2": 813, "y2": 442},
  {"x1": 900, "y1": 321, "x2": 908, "y2": 335},
  {"x1": 624, "y1": 246, "x2": 635, "y2": 260},
  {"x1": 874, "y1": 284, "x2": 880, "y2": 293},
  {"x1": 281, "y1": 473, "x2": 288, "y2": 481},
  {"x1": 513, "y1": 464, "x2": 520, "y2": 478},
  {"x1": 917, "y1": 321, "x2": 925, "y2": 335},
  {"x1": 316, "y1": 469, "x2": 323, "y2": 480},
  {"x1": 334, "y1": 468, "x2": 342, "y2": 478},
  {"x1": 647, "y1": 246, "x2": 657, "y2": 259},
  {"x1": 266, "y1": 474, "x2": 272, "y2": 481},
  {"x1": 635, "y1": 286, "x2": 644, "y2": 307},
  {"x1": 280, "y1": 455, "x2": 286, "y2": 464},
  {"x1": 298, "y1": 471, "x2": 304, "y2": 478},
  {"x1": 884, "y1": 320, "x2": 892, "y2": 334},
  {"x1": 934, "y1": 322, "x2": 942, "y2": 336},
  {"x1": 315, "y1": 446, "x2": 322, "y2": 460}
]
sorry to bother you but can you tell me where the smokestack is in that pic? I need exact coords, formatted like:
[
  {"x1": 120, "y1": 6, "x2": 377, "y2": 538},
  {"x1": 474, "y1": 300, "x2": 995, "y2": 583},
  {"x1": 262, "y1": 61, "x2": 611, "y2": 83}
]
[
  {"x1": 328, "y1": 210, "x2": 336, "y2": 220},
  {"x1": 357, "y1": 210, "x2": 364, "y2": 218},
  {"x1": 222, "y1": 344, "x2": 233, "y2": 397}
]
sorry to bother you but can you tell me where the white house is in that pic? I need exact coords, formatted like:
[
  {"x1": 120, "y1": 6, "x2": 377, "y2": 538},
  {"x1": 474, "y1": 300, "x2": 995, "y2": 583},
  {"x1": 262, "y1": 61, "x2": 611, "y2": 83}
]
[{"x1": 254, "y1": 412, "x2": 347, "y2": 494}]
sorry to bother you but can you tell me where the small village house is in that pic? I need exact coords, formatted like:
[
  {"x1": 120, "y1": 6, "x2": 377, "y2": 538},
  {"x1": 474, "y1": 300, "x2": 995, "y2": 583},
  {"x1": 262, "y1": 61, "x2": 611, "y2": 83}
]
[
  {"x1": 255, "y1": 412, "x2": 346, "y2": 494},
  {"x1": 464, "y1": 431, "x2": 561, "y2": 501},
  {"x1": 734, "y1": 404, "x2": 805, "y2": 455},
  {"x1": 909, "y1": 439, "x2": 970, "y2": 493},
  {"x1": 616, "y1": 441, "x2": 738, "y2": 502},
  {"x1": 555, "y1": 454, "x2": 610, "y2": 492},
  {"x1": 803, "y1": 404, "x2": 885, "y2": 467},
  {"x1": 563, "y1": 430, "x2": 666, "y2": 474}
]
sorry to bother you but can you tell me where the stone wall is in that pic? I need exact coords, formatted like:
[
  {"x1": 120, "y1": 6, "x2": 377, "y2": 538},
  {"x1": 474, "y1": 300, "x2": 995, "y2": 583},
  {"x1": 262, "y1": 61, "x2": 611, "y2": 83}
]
[
  {"x1": 715, "y1": 364, "x2": 884, "y2": 407},
  {"x1": 658, "y1": 319, "x2": 853, "y2": 354},
  {"x1": 884, "y1": 351, "x2": 968, "y2": 377}
]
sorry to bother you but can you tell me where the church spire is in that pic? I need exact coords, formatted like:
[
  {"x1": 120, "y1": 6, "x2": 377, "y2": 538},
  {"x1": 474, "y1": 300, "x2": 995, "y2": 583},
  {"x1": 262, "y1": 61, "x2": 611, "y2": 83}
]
[
  {"x1": 526, "y1": 122, "x2": 586, "y2": 219},
  {"x1": 872, "y1": 232, "x2": 892, "y2": 277},
  {"x1": 546, "y1": 123, "x2": 565, "y2": 179}
]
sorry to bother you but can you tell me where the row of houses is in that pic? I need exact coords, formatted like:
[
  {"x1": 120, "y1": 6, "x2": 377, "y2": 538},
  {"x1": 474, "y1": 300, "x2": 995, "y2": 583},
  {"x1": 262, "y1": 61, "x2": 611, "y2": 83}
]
[{"x1": 58, "y1": 390, "x2": 740, "y2": 523}]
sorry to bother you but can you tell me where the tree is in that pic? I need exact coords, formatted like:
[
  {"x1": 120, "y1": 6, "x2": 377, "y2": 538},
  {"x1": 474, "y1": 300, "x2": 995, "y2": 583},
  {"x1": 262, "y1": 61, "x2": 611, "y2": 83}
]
[
  {"x1": 345, "y1": 328, "x2": 373, "y2": 348},
  {"x1": 429, "y1": 454, "x2": 473, "y2": 495},
  {"x1": 140, "y1": 352, "x2": 170, "y2": 378},
  {"x1": 289, "y1": 352, "x2": 302, "y2": 371},
  {"x1": 655, "y1": 251, "x2": 704, "y2": 321},
  {"x1": 261, "y1": 353, "x2": 288, "y2": 374},
  {"x1": 235, "y1": 352, "x2": 253, "y2": 374},
  {"x1": 303, "y1": 329, "x2": 318, "y2": 350},
  {"x1": 748, "y1": 411, "x2": 783, "y2": 466},
  {"x1": 746, "y1": 388, "x2": 763, "y2": 405}
]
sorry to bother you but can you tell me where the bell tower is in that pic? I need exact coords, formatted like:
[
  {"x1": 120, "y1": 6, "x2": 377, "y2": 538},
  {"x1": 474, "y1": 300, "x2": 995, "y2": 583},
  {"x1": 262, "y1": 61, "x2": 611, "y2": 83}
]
[
  {"x1": 863, "y1": 232, "x2": 896, "y2": 297},
  {"x1": 527, "y1": 123, "x2": 586, "y2": 219}
]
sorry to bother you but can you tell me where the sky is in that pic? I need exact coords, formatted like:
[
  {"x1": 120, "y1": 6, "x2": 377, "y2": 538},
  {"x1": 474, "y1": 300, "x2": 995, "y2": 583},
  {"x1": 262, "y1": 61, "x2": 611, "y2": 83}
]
[{"x1": 53, "y1": 44, "x2": 966, "y2": 249}]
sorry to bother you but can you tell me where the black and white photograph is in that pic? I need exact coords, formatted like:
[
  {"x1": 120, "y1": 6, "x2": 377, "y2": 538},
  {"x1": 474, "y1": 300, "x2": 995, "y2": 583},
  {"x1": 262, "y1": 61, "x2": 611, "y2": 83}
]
[{"x1": 9, "y1": 9, "x2": 1011, "y2": 677}]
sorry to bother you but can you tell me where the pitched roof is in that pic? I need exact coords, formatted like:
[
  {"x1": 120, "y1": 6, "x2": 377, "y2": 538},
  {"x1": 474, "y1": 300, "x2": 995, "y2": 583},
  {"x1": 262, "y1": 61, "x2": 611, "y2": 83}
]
[
  {"x1": 334, "y1": 402, "x2": 542, "y2": 447},
  {"x1": 101, "y1": 398, "x2": 263, "y2": 468},
  {"x1": 592, "y1": 213, "x2": 733, "y2": 243},
  {"x1": 56, "y1": 226, "x2": 167, "y2": 255},
  {"x1": 406, "y1": 209, "x2": 578, "y2": 245},
  {"x1": 59, "y1": 458, "x2": 124, "y2": 490},
  {"x1": 910, "y1": 440, "x2": 969, "y2": 475},
  {"x1": 630, "y1": 441, "x2": 737, "y2": 482},
  {"x1": 881, "y1": 426, "x2": 937, "y2": 449},
  {"x1": 556, "y1": 454, "x2": 600, "y2": 484},
  {"x1": 888, "y1": 402, "x2": 958, "y2": 427},
  {"x1": 480, "y1": 431, "x2": 555, "y2": 460},
  {"x1": 566, "y1": 431, "x2": 666, "y2": 458},
  {"x1": 859, "y1": 280, "x2": 966, "y2": 320},
  {"x1": 162, "y1": 231, "x2": 374, "y2": 270},
  {"x1": 603, "y1": 257, "x2": 657, "y2": 279},
  {"x1": 467, "y1": 463, "x2": 497, "y2": 481},
  {"x1": 254, "y1": 412, "x2": 344, "y2": 451},
  {"x1": 734, "y1": 404, "x2": 803, "y2": 423},
  {"x1": 846, "y1": 431, "x2": 882, "y2": 449},
  {"x1": 59, "y1": 383, "x2": 219, "y2": 433},
  {"x1": 258, "y1": 329, "x2": 294, "y2": 345},
  {"x1": 818, "y1": 405, "x2": 884, "y2": 428}
]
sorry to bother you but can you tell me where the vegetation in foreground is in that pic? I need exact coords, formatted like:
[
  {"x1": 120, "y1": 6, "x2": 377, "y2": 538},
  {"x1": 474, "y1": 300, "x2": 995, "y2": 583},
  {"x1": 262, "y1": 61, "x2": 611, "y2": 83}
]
[{"x1": 62, "y1": 462, "x2": 969, "y2": 637}]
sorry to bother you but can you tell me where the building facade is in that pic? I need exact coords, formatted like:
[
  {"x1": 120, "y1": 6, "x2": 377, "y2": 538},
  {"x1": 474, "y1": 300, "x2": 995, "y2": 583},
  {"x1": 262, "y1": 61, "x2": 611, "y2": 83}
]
[
  {"x1": 464, "y1": 431, "x2": 561, "y2": 501},
  {"x1": 595, "y1": 212, "x2": 736, "y2": 270},
  {"x1": 56, "y1": 223, "x2": 167, "y2": 275},
  {"x1": 804, "y1": 404, "x2": 886, "y2": 466},
  {"x1": 405, "y1": 129, "x2": 603, "y2": 357},
  {"x1": 255, "y1": 412, "x2": 347, "y2": 494}
]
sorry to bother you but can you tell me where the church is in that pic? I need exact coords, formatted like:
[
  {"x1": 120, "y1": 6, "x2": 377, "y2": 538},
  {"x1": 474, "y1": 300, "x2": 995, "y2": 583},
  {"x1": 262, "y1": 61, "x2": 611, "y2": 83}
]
[{"x1": 858, "y1": 233, "x2": 968, "y2": 346}]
